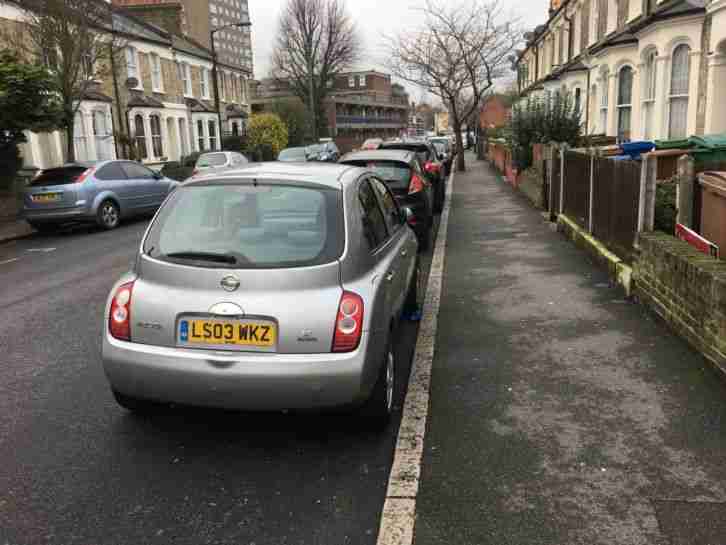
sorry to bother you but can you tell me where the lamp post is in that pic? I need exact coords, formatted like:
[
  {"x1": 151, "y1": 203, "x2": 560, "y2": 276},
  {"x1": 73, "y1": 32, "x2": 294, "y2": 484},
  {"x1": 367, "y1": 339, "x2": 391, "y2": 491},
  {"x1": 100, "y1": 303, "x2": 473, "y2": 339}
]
[{"x1": 211, "y1": 20, "x2": 252, "y2": 150}]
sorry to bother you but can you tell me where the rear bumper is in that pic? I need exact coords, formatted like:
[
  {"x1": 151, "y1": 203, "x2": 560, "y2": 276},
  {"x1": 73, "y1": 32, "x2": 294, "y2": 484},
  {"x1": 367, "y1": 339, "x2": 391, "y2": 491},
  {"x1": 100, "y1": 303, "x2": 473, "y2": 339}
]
[
  {"x1": 22, "y1": 206, "x2": 93, "y2": 223},
  {"x1": 102, "y1": 332, "x2": 378, "y2": 411}
]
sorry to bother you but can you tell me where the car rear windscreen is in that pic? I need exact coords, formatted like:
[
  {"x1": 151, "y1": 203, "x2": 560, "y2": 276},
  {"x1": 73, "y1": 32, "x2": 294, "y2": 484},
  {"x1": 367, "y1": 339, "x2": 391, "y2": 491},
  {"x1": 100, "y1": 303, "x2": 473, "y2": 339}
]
[
  {"x1": 30, "y1": 166, "x2": 88, "y2": 187},
  {"x1": 196, "y1": 153, "x2": 227, "y2": 168},
  {"x1": 278, "y1": 148, "x2": 307, "y2": 161},
  {"x1": 347, "y1": 160, "x2": 412, "y2": 190},
  {"x1": 144, "y1": 183, "x2": 344, "y2": 269}
]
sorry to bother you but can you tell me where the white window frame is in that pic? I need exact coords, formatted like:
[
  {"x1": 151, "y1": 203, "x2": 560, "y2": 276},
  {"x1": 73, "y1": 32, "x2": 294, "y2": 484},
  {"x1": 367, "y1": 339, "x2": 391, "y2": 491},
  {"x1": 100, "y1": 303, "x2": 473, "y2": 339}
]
[
  {"x1": 149, "y1": 114, "x2": 164, "y2": 159},
  {"x1": 126, "y1": 46, "x2": 141, "y2": 89},
  {"x1": 358, "y1": 74, "x2": 366, "y2": 87},
  {"x1": 617, "y1": 65, "x2": 634, "y2": 142},
  {"x1": 201, "y1": 67, "x2": 210, "y2": 99},
  {"x1": 600, "y1": 70, "x2": 609, "y2": 133},
  {"x1": 641, "y1": 49, "x2": 657, "y2": 139},
  {"x1": 668, "y1": 43, "x2": 691, "y2": 139},
  {"x1": 348, "y1": 75, "x2": 355, "y2": 88},
  {"x1": 150, "y1": 53, "x2": 164, "y2": 93},
  {"x1": 208, "y1": 119, "x2": 218, "y2": 150},
  {"x1": 182, "y1": 62, "x2": 192, "y2": 97}
]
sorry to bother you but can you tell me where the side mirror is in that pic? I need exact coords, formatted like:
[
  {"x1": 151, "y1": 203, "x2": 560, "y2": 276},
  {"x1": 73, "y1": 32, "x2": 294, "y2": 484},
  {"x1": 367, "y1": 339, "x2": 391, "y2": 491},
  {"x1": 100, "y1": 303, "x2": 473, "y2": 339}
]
[{"x1": 152, "y1": 171, "x2": 163, "y2": 180}]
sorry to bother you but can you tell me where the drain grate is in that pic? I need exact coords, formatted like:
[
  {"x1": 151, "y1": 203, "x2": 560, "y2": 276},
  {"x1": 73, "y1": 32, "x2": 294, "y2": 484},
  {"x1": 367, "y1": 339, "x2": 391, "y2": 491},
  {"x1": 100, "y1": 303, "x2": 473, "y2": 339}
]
[{"x1": 653, "y1": 500, "x2": 726, "y2": 545}]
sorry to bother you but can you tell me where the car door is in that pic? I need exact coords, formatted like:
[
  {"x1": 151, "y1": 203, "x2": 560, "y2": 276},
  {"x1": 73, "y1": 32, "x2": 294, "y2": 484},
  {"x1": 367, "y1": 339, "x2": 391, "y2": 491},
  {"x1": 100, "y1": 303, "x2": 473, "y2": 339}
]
[
  {"x1": 120, "y1": 162, "x2": 164, "y2": 211},
  {"x1": 358, "y1": 179, "x2": 399, "y2": 329},
  {"x1": 370, "y1": 177, "x2": 414, "y2": 315},
  {"x1": 92, "y1": 161, "x2": 133, "y2": 214}
]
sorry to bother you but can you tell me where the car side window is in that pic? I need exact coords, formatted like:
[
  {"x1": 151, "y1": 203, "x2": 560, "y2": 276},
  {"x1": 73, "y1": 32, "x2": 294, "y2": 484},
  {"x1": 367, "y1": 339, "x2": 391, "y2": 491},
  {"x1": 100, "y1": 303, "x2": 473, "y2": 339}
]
[
  {"x1": 369, "y1": 177, "x2": 401, "y2": 233},
  {"x1": 358, "y1": 180, "x2": 389, "y2": 251},
  {"x1": 121, "y1": 162, "x2": 155, "y2": 179},
  {"x1": 95, "y1": 162, "x2": 127, "y2": 181}
]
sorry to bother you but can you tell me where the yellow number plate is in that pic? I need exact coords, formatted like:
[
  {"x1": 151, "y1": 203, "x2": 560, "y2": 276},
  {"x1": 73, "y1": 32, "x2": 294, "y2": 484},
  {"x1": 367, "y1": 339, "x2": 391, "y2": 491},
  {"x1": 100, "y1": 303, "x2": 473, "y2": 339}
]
[
  {"x1": 179, "y1": 319, "x2": 276, "y2": 348},
  {"x1": 32, "y1": 193, "x2": 61, "y2": 203}
]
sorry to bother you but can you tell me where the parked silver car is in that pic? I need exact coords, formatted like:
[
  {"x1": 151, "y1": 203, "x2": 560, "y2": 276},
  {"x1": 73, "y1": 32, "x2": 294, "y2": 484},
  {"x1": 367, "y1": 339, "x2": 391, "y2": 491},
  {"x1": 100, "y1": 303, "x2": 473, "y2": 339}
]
[
  {"x1": 22, "y1": 160, "x2": 178, "y2": 231},
  {"x1": 192, "y1": 151, "x2": 249, "y2": 177},
  {"x1": 102, "y1": 162, "x2": 420, "y2": 427}
]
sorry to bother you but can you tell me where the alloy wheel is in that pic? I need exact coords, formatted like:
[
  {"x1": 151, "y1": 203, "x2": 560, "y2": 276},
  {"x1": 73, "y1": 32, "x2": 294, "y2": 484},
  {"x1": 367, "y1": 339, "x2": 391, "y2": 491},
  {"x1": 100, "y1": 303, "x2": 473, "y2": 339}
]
[{"x1": 101, "y1": 202, "x2": 119, "y2": 228}]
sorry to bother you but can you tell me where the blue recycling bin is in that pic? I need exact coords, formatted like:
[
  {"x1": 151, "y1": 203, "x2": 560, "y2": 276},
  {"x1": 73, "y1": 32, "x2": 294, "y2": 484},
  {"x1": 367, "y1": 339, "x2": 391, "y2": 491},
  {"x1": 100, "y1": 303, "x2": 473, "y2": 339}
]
[{"x1": 620, "y1": 141, "x2": 656, "y2": 159}]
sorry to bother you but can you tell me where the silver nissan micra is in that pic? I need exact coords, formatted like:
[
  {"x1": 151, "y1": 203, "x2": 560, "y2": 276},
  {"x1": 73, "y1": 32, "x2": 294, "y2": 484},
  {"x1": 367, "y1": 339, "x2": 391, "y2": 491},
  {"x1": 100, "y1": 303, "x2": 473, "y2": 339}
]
[{"x1": 102, "y1": 162, "x2": 420, "y2": 427}]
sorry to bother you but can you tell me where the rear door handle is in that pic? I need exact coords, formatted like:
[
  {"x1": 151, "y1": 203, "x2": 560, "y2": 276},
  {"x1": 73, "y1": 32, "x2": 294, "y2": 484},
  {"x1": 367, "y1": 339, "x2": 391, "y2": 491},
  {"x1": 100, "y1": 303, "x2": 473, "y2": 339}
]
[
  {"x1": 386, "y1": 271, "x2": 396, "y2": 282},
  {"x1": 401, "y1": 249, "x2": 408, "y2": 257}
]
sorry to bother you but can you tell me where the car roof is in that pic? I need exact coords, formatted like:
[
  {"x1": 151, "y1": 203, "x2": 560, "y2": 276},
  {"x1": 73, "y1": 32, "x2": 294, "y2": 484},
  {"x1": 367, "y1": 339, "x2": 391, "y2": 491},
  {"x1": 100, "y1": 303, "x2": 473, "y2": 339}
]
[
  {"x1": 380, "y1": 141, "x2": 430, "y2": 151},
  {"x1": 340, "y1": 150, "x2": 415, "y2": 163},
  {"x1": 184, "y1": 161, "x2": 360, "y2": 189}
]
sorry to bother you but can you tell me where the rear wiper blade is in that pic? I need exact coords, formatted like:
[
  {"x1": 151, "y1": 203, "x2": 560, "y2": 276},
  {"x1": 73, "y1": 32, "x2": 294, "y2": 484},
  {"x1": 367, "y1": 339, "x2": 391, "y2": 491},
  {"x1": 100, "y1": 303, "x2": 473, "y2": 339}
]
[{"x1": 165, "y1": 251, "x2": 238, "y2": 264}]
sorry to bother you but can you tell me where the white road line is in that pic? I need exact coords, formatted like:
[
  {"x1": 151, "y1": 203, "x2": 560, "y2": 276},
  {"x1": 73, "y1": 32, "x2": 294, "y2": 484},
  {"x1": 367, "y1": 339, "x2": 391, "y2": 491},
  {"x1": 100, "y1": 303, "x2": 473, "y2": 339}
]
[
  {"x1": 0, "y1": 258, "x2": 20, "y2": 265},
  {"x1": 377, "y1": 168, "x2": 455, "y2": 545}
]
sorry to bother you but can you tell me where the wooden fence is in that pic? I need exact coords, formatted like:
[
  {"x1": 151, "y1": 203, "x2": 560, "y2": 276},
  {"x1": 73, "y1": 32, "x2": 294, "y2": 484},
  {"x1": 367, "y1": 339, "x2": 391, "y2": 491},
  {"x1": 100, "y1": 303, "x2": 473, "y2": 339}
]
[{"x1": 549, "y1": 147, "x2": 647, "y2": 262}]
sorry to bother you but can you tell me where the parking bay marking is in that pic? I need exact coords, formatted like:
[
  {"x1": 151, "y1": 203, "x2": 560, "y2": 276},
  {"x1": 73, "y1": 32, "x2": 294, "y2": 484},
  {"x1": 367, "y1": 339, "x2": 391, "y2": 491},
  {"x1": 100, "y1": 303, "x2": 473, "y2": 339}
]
[
  {"x1": 0, "y1": 257, "x2": 20, "y2": 266},
  {"x1": 376, "y1": 168, "x2": 454, "y2": 545}
]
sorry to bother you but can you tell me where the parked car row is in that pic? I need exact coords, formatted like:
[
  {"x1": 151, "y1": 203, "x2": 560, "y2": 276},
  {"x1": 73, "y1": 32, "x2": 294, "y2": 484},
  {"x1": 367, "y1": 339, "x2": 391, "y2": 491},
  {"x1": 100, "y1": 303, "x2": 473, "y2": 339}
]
[
  {"x1": 21, "y1": 140, "x2": 451, "y2": 429},
  {"x1": 275, "y1": 137, "x2": 451, "y2": 252}
]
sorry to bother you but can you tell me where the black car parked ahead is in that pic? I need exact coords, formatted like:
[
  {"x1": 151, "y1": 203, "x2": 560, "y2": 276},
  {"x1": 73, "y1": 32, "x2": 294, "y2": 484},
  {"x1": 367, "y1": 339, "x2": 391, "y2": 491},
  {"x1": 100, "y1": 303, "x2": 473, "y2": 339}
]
[
  {"x1": 378, "y1": 140, "x2": 445, "y2": 212},
  {"x1": 339, "y1": 149, "x2": 434, "y2": 251}
]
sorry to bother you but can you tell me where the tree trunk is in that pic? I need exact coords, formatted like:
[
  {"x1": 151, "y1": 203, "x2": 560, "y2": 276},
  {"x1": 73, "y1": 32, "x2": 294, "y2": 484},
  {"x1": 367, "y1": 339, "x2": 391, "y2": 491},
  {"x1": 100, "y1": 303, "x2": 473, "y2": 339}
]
[
  {"x1": 65, "y1": 115, "x2": 76, "y2": 163},
  {"x1": 452, "y1": 120, "x2": 465, "y2": 172}
]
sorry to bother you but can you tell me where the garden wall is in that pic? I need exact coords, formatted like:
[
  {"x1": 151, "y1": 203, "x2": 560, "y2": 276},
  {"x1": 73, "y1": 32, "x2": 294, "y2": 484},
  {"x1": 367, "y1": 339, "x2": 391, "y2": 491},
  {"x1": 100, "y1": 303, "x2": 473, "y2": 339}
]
[{"x1": 634, "y1": 232, "x2": 726, "y2": 377}]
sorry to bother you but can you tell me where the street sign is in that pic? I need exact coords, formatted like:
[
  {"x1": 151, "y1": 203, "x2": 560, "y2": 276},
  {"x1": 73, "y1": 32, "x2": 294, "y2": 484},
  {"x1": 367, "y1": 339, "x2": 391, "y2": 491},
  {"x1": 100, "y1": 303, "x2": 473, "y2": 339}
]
[{"x1": 675, "y1": 224, "x2": 719, "y2": 258}]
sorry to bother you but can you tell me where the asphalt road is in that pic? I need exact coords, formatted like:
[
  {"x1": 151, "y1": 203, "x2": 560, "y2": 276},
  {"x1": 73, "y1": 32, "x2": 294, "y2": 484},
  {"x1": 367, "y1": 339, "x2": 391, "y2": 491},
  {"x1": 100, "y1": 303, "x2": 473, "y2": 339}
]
[{"x1": 0, "y1": 216, "x2": 437, "y2": 545}]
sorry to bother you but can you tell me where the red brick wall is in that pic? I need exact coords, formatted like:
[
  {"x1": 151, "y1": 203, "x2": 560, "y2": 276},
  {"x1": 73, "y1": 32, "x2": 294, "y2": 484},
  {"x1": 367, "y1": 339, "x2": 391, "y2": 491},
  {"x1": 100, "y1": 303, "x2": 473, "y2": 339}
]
[{"x1": 479, "y1": 97, "x2": 510, "y2": 130}]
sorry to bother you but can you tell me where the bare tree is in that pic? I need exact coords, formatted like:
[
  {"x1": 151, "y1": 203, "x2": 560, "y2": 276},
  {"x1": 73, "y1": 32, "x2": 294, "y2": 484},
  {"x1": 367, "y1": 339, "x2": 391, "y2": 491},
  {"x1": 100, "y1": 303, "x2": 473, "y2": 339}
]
[
  {"x1": 271, "y1": 0, "x2": 361, "y2": 141},
  {"x1": 7, "y1": 0, "x2": 125, "y2": 162},
  {"x1": 385, "y1": 0, "x2": 520, "y2": 171}
]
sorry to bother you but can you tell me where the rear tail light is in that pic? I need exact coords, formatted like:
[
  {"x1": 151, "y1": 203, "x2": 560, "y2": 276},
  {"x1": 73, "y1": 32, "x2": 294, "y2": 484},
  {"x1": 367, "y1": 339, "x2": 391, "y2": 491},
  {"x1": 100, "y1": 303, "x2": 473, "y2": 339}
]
[
  {"x1": 191, "y1": 168, "x2": 199, "y2": 177},
  {"x1": 75, "y1": 167, "x2": 95, "y2": 184},
  {"x1": 332, "y1": 291, "x2": 364, "y2": 353},
  {"x1": 424, "y1": 161, "x2": 440, "y2": 174},
  {"x1": 408, "y1": 173, "x2": 425, "y2": 195},
  {"x1": 109, "y1": 281, "x2": 134, "y2": 341}
]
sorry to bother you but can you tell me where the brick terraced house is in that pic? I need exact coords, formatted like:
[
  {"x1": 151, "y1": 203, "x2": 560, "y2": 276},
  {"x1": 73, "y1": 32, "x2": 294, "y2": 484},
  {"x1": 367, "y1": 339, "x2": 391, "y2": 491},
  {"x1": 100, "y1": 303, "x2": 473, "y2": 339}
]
[
  {"x1": 250, "y1": 70, "x2": 410, "y2": 153},
  {"x1": 515, "y1": 0, "x2": 726, "y2": 142}
]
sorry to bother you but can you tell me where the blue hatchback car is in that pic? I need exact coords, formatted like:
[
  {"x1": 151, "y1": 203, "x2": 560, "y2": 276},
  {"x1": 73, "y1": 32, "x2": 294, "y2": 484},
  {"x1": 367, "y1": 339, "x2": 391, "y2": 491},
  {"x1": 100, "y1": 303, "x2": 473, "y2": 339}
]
[{"x1": 22, "y1": 160, "x2": 178, "y2": 231}]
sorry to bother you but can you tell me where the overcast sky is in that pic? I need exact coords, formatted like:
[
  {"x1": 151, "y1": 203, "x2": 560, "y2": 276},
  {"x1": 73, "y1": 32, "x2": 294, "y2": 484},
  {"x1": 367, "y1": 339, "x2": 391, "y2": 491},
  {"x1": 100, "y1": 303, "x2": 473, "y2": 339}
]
[{"x1": 247, "y1": 0, "x2": 548, "y2": 103}]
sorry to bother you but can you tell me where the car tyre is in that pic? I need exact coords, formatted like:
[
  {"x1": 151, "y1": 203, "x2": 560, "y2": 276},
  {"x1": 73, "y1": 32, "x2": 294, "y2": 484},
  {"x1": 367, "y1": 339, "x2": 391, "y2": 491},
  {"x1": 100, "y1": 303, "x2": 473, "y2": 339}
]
[
  {"x1": 112, "y1": 390, "x2": 158, "y2": 414},
  {"x1": 359, "y1": 340, "x2": 395, "y2": 429},
  {"x1": 97, "y1": 200, "x2": 120, "y2": 230}
]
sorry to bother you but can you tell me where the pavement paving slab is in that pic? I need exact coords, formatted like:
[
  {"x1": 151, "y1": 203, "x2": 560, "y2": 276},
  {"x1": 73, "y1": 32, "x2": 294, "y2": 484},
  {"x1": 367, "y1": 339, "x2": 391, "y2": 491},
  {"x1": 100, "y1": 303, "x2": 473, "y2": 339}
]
[{"x1": 414, "y1": 158, "x2": 726, "y2": 545}]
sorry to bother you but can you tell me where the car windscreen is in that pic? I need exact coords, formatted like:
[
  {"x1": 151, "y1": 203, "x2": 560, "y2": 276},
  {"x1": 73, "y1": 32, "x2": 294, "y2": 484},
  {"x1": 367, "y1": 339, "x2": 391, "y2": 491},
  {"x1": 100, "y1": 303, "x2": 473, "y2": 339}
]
[
  {"x1": 306, "y1": 144, "x2": 324, "y2": 154},
  {"x1": 143, "y1": 182, "x2": 344, "y2": 269},
  {"x1": 278, "y1": 148, "x2": 307, "y2": 161},
  {"x1": 30, "y1": 166, "x2": 88, "y2": 187},
  {"x1": 433, "y1": 142, "x2": 446, "y2": 154},
  {"x1": 196, "y1": 153, "x2": 227, "y2": 168}
]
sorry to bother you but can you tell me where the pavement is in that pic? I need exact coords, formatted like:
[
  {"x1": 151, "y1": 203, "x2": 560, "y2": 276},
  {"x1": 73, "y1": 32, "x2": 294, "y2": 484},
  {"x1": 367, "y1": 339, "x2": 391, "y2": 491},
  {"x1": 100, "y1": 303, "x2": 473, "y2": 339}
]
[
  {"x1": 1, "y1": 156, "x2": 726, "y2": 545},
  {"x1": 413, "y1": 156, "x2": 726, "y2": 545}
]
